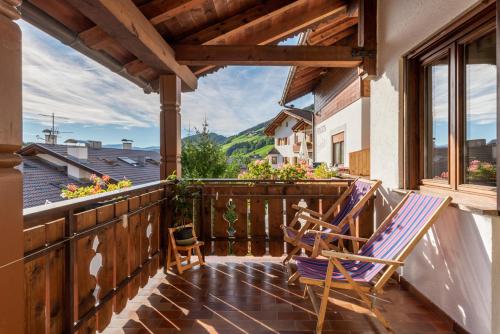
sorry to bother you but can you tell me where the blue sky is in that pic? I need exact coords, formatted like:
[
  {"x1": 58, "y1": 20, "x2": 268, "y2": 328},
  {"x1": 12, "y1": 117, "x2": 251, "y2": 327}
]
[{"x1": 20, "y1": 21, "x2": 312, "y2": 147}]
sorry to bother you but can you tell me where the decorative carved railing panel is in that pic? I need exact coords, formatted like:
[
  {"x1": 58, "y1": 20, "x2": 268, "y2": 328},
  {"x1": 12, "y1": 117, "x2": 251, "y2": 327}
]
[{"x1": 23, "y1": 182, "x2": 166, "y2": 334}]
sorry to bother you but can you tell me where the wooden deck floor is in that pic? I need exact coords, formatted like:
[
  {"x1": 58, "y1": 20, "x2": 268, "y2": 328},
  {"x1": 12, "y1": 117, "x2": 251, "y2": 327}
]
[{"x1": 103, "y1": 257, "x2": 455, "y2": 334}]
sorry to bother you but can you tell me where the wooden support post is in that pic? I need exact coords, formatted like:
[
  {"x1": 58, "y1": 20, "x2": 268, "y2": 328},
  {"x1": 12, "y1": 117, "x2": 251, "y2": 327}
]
[
  {"x1": 0, "y1": 1, "x2": 24, "y2": 332},
  {"x1": 159, "y1": 74, "x2": 182, "y2": 179}
]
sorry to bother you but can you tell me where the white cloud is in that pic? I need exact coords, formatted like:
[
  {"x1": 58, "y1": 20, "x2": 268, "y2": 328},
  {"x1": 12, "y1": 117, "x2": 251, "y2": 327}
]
[
  {"x1": 20, "y1": 21, "x2": 312, "y2": 139},
  {"x1": 21, "y1": 21, "x2": 159, "y2": 129}
]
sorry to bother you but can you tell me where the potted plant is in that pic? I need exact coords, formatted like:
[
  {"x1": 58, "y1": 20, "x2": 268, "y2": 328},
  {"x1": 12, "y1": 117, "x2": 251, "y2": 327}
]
[{"x1": 168, "y1": 175, "x2": 199, "y2": 245}]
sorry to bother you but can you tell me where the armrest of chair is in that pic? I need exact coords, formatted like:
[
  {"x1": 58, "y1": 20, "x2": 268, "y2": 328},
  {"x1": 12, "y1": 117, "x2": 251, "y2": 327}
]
[
  {"x1": 298, "y1": 214, "x2": 341, "y2": 233},
  {"x1": 321, "y1": 250, "x2": 404, "y2": 266},
  {"x1": 305, "y1": 230, "x2": 369, "y2": 243},
  {"x1": 291, "y1": 204, "x2": 322, "y2": 218}
]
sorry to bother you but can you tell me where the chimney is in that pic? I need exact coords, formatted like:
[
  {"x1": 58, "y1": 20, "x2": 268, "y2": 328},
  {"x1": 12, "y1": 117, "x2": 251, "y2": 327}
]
[
  {"x1": 44, "y1": 133, "x2": 57, "y2": 145},
  {"x1": 86, "y1": 140, "x2": 102, "y2": 149},
  {"x1": 67, "y1": 145, "x2": 88, "y2": 162},
  {"x1": 122, "y1": 139, "x2": 133, "y2": 150}
]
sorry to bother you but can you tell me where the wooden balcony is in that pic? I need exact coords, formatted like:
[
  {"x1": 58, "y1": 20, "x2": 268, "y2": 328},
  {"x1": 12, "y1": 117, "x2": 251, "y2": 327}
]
[
  {"x1": 292, "y1": 142, "x2": 313, "y2": 154},
  {"x1": 23, "y1": 179, "x2": 363, "y2": 333}
]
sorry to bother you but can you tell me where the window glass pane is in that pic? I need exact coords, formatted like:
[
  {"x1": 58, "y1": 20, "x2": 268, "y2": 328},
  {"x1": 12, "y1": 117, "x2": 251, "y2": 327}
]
[
  {"x1": 464, "y1": 32, "x2": 496, "y2": 187},
  {"x1": 332, "y1": 141, "x2": 344, "y2": 166},
  {"x1": 425, "y1": 56, "x2": 449, "y2": 181}
]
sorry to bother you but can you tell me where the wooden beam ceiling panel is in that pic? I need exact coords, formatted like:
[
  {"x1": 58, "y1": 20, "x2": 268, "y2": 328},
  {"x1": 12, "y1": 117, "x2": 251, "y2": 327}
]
[
  {"x1": 194, "y1": 0, "x2": 349, "y2": 75},
  {"x1": 174, "y1": 45, "x2": 362, "y2": 67},
  {"x1": 308, "y1": 17, "x2": 358, "y2": 45},
  {"x1": 67, "y1": 0, "x2": 197, "y2": 91},
  {"x1": 317, "y1": 26, "x2": 357, "y2": 46},
  {"x1": 78, "y1": 0, "x2": 206, "y2": 48},
  {"x1": 179, "y1": 0, "x2": 296, "y2": 45},
  {"x1": 223, "y1": 0, "x2": 349, "y2": 45},
  {"x1": 141, "y1": 0, "x2": 208, "y2": 25}
]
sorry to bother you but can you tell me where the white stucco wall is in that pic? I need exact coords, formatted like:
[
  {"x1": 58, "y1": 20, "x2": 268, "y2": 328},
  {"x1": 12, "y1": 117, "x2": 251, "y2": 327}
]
[
  {"x1": 315, "y1": 98, "x2": 370, "y2": 167},
  {"x1": 273, "y1": 116, "x2": 307, "y2": 163},
  {"x1": 373, "y1": 1, "x2": 497, "y2": 333}
]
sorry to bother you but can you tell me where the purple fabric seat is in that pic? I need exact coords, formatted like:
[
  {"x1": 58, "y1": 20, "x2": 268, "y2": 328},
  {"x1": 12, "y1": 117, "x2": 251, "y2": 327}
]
[
  {"x1": 286, "y1": 179, "x2": 373, "y2": 246},
  {"x1": 295, "y1": 193, "x2": 445, "y2": 283}
]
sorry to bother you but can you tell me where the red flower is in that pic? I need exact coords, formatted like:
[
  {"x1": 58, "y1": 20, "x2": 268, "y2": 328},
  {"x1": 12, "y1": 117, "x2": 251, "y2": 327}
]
[{"x1": 102, "y1": 175, "x2": 110, "y2": 183}]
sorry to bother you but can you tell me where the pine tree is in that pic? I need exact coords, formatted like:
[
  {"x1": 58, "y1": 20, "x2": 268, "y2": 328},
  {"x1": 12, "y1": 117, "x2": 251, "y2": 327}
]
[{"x1": 181, "y1": 120, "x2": 228, "y2": 178}]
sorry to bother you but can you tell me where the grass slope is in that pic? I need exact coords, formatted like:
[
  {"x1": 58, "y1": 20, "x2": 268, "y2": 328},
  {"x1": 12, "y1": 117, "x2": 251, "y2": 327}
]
[{"x1": 221, "y1": 119, "x2": 273, "y2": 158}]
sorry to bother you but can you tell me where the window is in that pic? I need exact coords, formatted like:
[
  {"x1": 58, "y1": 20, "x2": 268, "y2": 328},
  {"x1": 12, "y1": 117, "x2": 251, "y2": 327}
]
[
  {"x1": 283, "y1": 157, "x2": 289, "y2": 164},
  {"x1": 424, "y1": 55, "x2": 450, "y2": 181},
  {"x1": 405, "y1": 3, "x2": 496, "y2": 196},
  {"x1": 463, "y1": 32, "x2": 496, "y2": 187},
  {"x1": 332, "y1": 132, "x2": 344, "y2": 166},
  {"x1": 292, "y1": 157, "x2": 298, "y2": 165},
  {"x1": 271, "y1": 156, "x2": 277, "y2": 164}
]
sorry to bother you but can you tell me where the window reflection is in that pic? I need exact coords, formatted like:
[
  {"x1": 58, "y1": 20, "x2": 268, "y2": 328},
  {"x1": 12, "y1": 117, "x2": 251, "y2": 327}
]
[
  {"x1": 464, "y1": 32, "x2": 496, "y2": 187},
  {"x1": 425, "y1": 56, "x2": 449, "y2": 181}
]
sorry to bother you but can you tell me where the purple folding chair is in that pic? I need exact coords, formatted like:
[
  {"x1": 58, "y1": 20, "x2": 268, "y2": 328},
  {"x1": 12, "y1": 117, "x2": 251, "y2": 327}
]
[
  {"x1": 282, "y1": 179, "x2": 381, "y2": 263},
  {"x1": 291, "y1": 192, "x2": 451, "y2": 333}
]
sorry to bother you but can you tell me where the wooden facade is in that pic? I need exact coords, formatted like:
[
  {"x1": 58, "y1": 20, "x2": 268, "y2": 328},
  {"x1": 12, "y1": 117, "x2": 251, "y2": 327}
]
[{"x1": 349, "y1": 148, "x2": 370, "y2": 176}]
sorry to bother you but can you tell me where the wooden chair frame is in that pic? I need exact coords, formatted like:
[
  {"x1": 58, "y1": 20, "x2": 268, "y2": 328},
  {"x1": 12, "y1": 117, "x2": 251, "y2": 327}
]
[
  {"x1": 282, "y1": 179, "x2": 381, "y2": 264},
  {"x1": 166, "y1": 223, "x2": 205, "y2": 274},
  {"x1": 296, "y1": 192, "x2": 452, "y2": 333}
]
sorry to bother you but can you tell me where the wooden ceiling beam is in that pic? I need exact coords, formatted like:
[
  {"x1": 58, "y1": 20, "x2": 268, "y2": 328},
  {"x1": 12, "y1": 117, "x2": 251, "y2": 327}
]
[
  {"x1": 141, "y1": 0, "x2": 206, "y2": 26},
  {"x1": 308, "y1": 17, "x2": 358, "y2": 45},
  {"x1": 179, "y1": 0, "x2": 297, "y2": 45},
  {"x1": 67, "y1": 0, "x2": 197, "y2": 91},
  {"x1": 79, "y1": 0, "x2": 205, "y2": 48},
  {"x1": 316, "y1": 26, "x2": 357, "y2": 46},
  {"x1": 174, "y1": 45, "x2": 362, "y2": 67},
  {"x1": 194, "y1": 0, "x2": 349, "y2": 75},
  {"x1": 357, "y1": 0, "x2": 377, "y2": 78}
]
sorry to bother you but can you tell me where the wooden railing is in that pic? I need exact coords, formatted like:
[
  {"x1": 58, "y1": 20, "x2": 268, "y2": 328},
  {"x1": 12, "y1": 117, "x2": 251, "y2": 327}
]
[
  {"x1": 195, "y1": 179, "x2": 352, "y2": 257},
  {"x1": 22, "y1": 178, "x2": 353, "y2": 333},
  {"x1": 349, "y1": 148, "x2": 370, "y2": 176},
  {"x1": 23, "y1": 181, "x2": 169, "y2": 334}
]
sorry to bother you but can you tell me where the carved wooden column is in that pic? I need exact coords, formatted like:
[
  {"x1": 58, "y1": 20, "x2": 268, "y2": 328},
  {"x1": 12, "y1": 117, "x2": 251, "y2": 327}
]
[
  {"x1": 159, "y1": 74, "x2": 182, "y2": 179},
  {"x1": 0, "y1": 0, "x2": 24, "y2": 332}
]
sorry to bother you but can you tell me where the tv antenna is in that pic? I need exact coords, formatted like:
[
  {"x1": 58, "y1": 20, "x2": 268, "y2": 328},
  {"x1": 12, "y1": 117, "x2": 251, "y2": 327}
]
[{"x1": 38, "y1": 113, "x2": 72, "y2": 137}]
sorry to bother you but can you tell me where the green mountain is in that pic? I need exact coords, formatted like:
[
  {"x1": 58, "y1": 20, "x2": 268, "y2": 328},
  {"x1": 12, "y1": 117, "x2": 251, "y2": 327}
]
[
  {"x1": 221, "y1": 119, "x2": 274, "y2": 158},
  {"x1": 182, "y1": 132, "x2": 227, "y2": 145}
]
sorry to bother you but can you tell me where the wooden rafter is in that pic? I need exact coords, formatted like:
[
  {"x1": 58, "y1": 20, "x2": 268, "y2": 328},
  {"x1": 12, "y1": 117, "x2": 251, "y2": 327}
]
[
  {"x1": 179, "y1": 0, "x2": 299, "y2": 45},
  {"x1": 193, "y1": 0, "x2": 350, "y2": 76},
  {"x1": 67, "y1": 0, "x2": 197, "y2": 91},
  {"x1": 174, "y1": 45, "x2": 362, "y2": 67},
  {"x1": 79, "y1": 0, "x2": 206, "y2": 48},
  {"x1": 308, "y1": 17, "x2": 358, "y2": 45}
]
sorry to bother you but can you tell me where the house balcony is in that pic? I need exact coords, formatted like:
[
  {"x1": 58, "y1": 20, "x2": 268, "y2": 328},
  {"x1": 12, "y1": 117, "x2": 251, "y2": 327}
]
[
  {"x1": 292, "y1": 142, "x2": 313, "y2": 154},
  {"x1": 22, "y1": 179, "x2": 455, "y2": 334}
]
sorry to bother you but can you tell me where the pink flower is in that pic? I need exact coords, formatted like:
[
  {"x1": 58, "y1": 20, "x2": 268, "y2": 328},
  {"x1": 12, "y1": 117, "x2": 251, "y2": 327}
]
[
  {"x1": 90, "y1": 174, "x2": 97, "y2": 181},
  {"x1": 67, "y1": 184, "x2": 77, "y2": 192}
]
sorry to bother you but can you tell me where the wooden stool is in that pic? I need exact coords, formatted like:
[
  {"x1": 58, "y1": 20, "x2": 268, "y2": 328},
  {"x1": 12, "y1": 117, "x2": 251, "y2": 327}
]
[{"x1": 166, "y1": 224, "x2": 205, "y2": 274}]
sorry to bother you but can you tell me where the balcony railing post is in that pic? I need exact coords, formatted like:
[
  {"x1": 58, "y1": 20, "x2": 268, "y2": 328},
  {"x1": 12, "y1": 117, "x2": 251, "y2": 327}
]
[
  {"x1": 0, "y1": 1, "x2": 24, "y2": 332},
  {"x1": 63, "y1": 209, "x2": 76, "y2": 333}
]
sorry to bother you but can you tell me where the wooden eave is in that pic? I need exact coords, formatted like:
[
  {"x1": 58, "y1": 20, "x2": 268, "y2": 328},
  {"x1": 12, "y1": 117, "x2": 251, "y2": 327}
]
[
  {"x1": 280, "y1": 0, "x2": 377, "y2": 105},
  {"x1": 19, "y1": 0, "x2": 365, "y2": 94},
  {"x1": 291, "y1": 120, "x2": 312, "y2": 132},
  {"x1": 263, "y1": 108, "x2": 312, "y2": 136}
]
